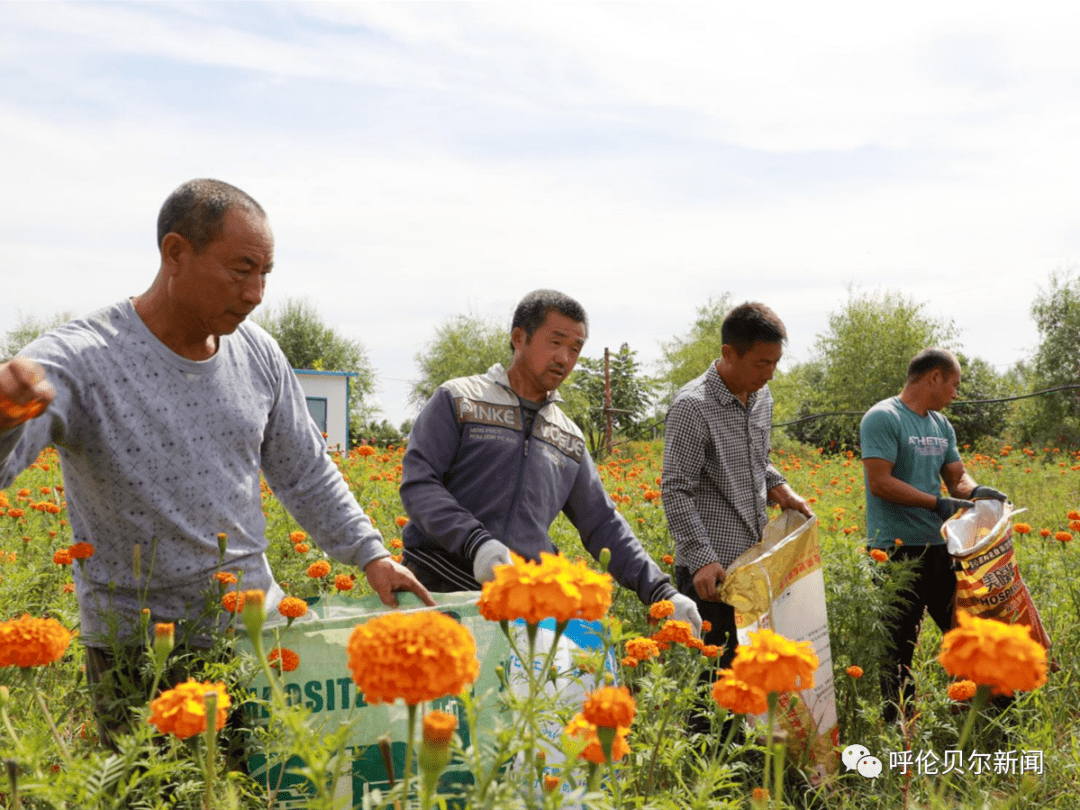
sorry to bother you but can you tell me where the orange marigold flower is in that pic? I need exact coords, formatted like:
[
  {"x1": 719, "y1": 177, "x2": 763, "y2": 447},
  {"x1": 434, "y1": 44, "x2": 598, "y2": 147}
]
[
  {"x1": 651, "y1": 619, "x2": 697, "y2": 650},
  {"x1": 564, "y1": 712, "x2": 630, "y2": 764},
  {"x1": 543, "y1": 774, "x2": 560, "y2": 793},
  {"x1": 477, "y1": 552, "x2": 612, "y2": 625},
  {"x1": 221, "y1": 591, "x2": 245, "y2": 613},
  {"x1": 870, "y1": 548, "x2": 889, "y2": 562},
  {"x1": 0, "y1": 615, "x2": 73, "y2": 668},
  {"x1": 422, "y1": 709, "x2": 457, "y2": 744},
  {"x1": 334, "y1": 574, "x2": 355, "y2": 592},
  {"x1": 277, "y1": 596, "x2": 309, "y2": 619},
  {"x1": 391, "y1": 553, "x2": 403, "y2": 563},
  {"x1": 731, "y1": 628, "x2": 818, "y2": 694},
  {"x1": 1069, "y1": 510, "x2": 1080, "y2": 521},
  {"x1": 625, "y1": 637, "x2": 660, "y2": 662},
  {"x1": 68, "y1": 542, "x2": 94, "y2": 560},
  {"x1": 395, "y1": 516, "x2": 409, "y2": 527},
  {"x1": 307, "y1": 560, "x2": 331, "y2": 579},
  {"x1": 1039, "y1": 528, "x2": 1051, "y2": 538},
  {"x1": 7, "y1": 508, "x2": 25, "y2": 519},
  {"x1": 947, "y1": 679, "x2": 977, "y2": 701},
  {"x1": 701, "y1": 620, "x2": 712, "y2": 633},
  {"x1": 701, "y1": 644, "x2": 720, "y2": 658},
  {"x1": 1055, "y1": 531, "x2": 1072, "y2": 543},
  {"x1": 621, "y1": 656, "x2": 639, "y2": 668},
  {"x1": 1013, "y1": 523, "x2": 1032, "y2": 535},
  {"x1": 293, "y1": 543, "x2": 310, "y2": 554},
  {"x1": 846, "y1": 665, "x2": 863, "y2": 679},
  {"x1": 661, "y1": 554, "x2": 674, "y2": 565},
  {"x1": 347, "y1": 610, "x2": 479, "y2": 705},
  {"x1": 148, "y1": 680, "x2": 231, "y2": 740},
  {"x1": 582, "y1": 685, "x2": 636, "y2": 728},
  {"x1": 357, "y1": 445, "x2": 376, "y2": 456},
  {"x1": 390, "y1": 538, "x2": 403, "y2": 549},
  {"x1": 648, "y1": 600, "x2": 675, "y2": 621},
  {"x1": 894, "y1": 538, "x2": 904, "y2": 546},
  {"x1": 268, "y1": 647, "x2": 300, "y2": 672},
  {"x1": 52, "y1": 548, "x2": 73, "y2": 566},
  {"x1": 289, "y1": 531, "x2": 307, "y2": 544},
  {"x1": 938, "y1": 611, "x2": 1047, "y2": 696},
  {"x1": 711, "y1": 669, "x2": 768, "y2": 715},
  {"x1": 213, "y1": 571, "x2": 238, "y2": 586},
  {"x1": 62, "y1": 583, "x2": 75, "y2": 594}
]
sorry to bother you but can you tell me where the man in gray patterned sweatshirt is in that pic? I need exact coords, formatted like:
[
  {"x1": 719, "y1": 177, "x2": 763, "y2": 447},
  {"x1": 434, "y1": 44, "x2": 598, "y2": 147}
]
[{"x1": 0, "y1": 179, "x2": 432, "y2": 741}]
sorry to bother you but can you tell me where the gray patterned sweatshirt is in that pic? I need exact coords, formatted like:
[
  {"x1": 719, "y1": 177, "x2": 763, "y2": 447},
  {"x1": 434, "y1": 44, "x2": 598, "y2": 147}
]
[{"x1": 0, "y1": 299, "x2": 388, "y2": 645}]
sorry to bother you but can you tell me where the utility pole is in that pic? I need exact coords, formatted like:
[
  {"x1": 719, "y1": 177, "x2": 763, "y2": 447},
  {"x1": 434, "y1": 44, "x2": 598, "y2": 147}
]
[{"x1": 604, "y1": 347, "x2": 613, "y2": 456}]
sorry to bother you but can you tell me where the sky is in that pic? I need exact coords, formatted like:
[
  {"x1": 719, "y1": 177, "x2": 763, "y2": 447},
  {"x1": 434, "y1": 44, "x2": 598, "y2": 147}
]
[{"x1": 3, "y1": 1, "x2": 1079, "y2": 425}]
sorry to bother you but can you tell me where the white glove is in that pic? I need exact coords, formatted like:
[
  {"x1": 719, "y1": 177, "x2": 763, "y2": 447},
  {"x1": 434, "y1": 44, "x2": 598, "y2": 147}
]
[
  {"x1": 671, "y1": 593, "x2": 703, "y2": 637},
  {"x1": 472, "y1": 539, "x2": 514, "y2": 584}
]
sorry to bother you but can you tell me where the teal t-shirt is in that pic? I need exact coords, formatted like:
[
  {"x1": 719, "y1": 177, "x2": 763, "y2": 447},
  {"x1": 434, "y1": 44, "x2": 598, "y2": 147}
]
[{"x1": 860, "y1": 396, "x2": 961, "y2": 547}]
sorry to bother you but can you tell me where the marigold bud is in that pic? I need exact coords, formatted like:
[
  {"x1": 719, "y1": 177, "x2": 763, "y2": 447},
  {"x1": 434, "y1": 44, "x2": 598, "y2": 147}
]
[
  {"x1": 153, "y1": 622, "x2": 175, "y2": 669},
  {"x1": 242, "y1": 589, "x2": 267, "y2": 637}
]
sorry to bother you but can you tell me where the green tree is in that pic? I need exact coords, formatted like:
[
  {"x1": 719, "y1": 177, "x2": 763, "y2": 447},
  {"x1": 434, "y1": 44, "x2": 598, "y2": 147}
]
[
  {"x1": 410, "y1": 313, "x2": 509, "y2": 408},
  {"x1": 254, "y1": 297, "x2": 376, "y2": 420},
  {"x1": 784, "y1": 288, "x2": 958, "y2": 451},
  {"x1": 563, "y1": 343, "x2": 660, "y2": 453},
  {"x1": 2, "y1": 310, "x2": 74, "y2": 360},
  {"x1": 1013, "y1": 268, "x2": 1080, "y2": 445},
  {"x1": 658, "y1": 294, "x2": 731, "y2": 401},
  {"x1": 945, "y1": 354, "x2": 1015, "y2": 448}
]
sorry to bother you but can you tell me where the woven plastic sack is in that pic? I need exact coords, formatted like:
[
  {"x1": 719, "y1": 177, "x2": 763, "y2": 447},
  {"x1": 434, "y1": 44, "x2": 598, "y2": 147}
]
[
  {"x1": 942, "y1": 499, "x2": 1051, "y2": 650},
  {"x1": 719, "y1": 510, "x2": 838, "y2": 784},
  {"x1": 237, "y1": 592, "x2": 610, "y2": 808}
]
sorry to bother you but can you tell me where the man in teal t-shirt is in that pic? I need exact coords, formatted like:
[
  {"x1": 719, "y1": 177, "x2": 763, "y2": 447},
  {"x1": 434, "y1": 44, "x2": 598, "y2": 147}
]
[{"x1": 860, "y1": 348, "x2": 1005, "y2": 722}]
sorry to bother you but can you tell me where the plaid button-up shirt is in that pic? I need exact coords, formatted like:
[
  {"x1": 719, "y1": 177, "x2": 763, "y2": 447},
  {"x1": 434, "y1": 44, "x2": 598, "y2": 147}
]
[{"x1": 661, "y1": 362, "x2": 786, "y2": 573}]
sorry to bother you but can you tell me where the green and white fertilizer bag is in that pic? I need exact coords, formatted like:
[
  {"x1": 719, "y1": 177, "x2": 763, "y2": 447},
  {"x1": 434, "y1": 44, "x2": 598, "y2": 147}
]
[{"x1": 237, "y1": 592, "x2": 613, "y2": 808}]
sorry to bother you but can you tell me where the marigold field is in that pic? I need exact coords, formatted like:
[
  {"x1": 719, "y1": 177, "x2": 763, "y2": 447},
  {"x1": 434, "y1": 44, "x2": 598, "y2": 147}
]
[{"x1": 1, "y1": 437, "x2": 1079, "y2": 809}]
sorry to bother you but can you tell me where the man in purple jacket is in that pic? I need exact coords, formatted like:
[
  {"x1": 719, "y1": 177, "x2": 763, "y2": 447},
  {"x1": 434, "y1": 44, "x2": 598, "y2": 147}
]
[{"x1": 400, "y1": 289, "x2": 701, "y2": 633}]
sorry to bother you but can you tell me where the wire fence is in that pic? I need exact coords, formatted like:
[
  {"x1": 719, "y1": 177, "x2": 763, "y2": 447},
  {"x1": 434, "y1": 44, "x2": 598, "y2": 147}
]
[{"x1": 591, "y1": 383, "x2": 1080, "y2": 457}]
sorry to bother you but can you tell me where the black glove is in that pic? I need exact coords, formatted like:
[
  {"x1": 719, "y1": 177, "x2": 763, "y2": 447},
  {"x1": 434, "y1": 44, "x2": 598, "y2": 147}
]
[
  {"x1": 970, "y1": 485, "x2": 1007, "y2": 502},
  {"x1": 934, "y1": 496, "x2": 974, "y2": 522}
]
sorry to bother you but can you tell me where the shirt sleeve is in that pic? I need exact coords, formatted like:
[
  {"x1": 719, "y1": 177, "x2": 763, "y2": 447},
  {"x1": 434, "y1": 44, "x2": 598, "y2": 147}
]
[
  {"x1": 258, "y1": 349, "x2": 389, "y2": 570},
  {"x1": 562, "y1": 450, "x2": 676, "y2": 605},
  {"x1": 944, "y1": 418, "x2": 961, "y2": 465},
  {"x1": 660, "y1": 396, "x2": 717, "y2": 575},
  {"x1": 859, "y1": 407, "x2": 900, "y2": 464},
  {"x1": 398, "y1": 387, "x2": 498, "y2": 559},
  {"x1": 0, "y1": 340, "x2": 81, "y2": 489}
]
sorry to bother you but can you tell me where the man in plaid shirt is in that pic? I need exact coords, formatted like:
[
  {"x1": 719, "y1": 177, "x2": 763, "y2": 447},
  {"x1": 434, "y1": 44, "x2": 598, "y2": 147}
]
[{"x1": 661, "y1": 302, "x2": 813, "y2": 668}]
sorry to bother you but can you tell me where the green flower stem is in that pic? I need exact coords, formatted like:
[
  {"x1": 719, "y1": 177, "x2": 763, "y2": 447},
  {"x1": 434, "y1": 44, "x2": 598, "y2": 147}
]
[
  {"x1": 771, "y1": 738, "x2": 785, "y2": 810},
  {"x1": 25, "y1": 670, "x2": 72, "y2": 768},
  {"x1": 934, "y1": 684, "x2": 991, "y2": 804},
  {"x1": 956, "y1": 684, "x2": 990, "y2": 752},
  {"x1": 762, "y1": 691, "x2": 778, "y2": 801},
  {"x1": 641, "y1": 691, "x2": 675, "y2": 802},
  {"x1": 202, "y1": 692, "x2": 218, "y2": 810},
  {"x1": 0, "y1": 707, "x2": 24, "y2": 759},
  {"x1": 604, "y1": 751, "x2": 623, "y2": 807},
  {"x1": 586, "y1": 762, "x2": 601, "y2": 793},
  {"x1": 396, "y1": 703, "x2": 418, "y2": 808}
]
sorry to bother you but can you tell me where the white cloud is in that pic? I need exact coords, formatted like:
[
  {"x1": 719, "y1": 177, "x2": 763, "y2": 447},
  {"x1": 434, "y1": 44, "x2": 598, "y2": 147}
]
[{"x1": 2, "y1": 1, "x2": 1075, "y2": 421}]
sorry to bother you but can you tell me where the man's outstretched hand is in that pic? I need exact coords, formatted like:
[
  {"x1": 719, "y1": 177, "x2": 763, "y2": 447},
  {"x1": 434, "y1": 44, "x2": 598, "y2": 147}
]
[
  {"x1": 0, "y1": 358, "x2": 54, "y2": 430},
  {"x1": 364, "y1": 557, "x2": 436, "y2": 607}
]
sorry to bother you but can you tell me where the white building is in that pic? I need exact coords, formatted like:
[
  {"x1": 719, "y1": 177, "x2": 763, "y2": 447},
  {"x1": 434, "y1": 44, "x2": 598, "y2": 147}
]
[{"x1": 293, "y1": 369, "x2": 356, "y2": 450}]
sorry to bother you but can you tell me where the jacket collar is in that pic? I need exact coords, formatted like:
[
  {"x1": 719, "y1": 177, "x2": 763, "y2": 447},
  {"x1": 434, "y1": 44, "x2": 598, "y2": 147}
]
[{"x1": 487, "y1": 363, "x2": 564, "y2": 404}]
